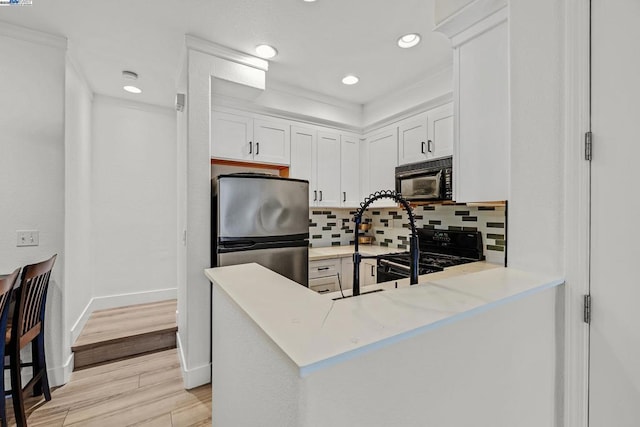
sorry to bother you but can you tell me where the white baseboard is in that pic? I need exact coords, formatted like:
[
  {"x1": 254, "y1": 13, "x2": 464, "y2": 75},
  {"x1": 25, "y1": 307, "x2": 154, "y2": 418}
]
[
  {"x1": 177, "y1": 332, "x2": 211, "y2": 389},
  {"x1": 70, "y1": 288, "x2": 178, "y2": 346},
  {"x1": 48, "y1": 353, "x2": 74, "y2": 387}
]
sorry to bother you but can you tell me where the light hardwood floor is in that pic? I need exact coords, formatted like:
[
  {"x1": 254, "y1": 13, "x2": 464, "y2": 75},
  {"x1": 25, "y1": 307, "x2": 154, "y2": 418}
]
[
  {"x1": 71, "y1": 300, "x2": 178, "y2": 369},
  {"x1": 7, "y1": 349, "x2": 211, "y2": 426}
]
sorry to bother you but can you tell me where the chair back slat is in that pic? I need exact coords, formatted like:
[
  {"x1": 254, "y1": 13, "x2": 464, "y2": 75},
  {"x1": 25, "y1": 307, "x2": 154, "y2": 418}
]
[
  {"x1": 15, "y1": 255, "x2": 56, "y2": 337},
  {"x1": 0, "y1": 269, "x2": 19, "y2": 323}
]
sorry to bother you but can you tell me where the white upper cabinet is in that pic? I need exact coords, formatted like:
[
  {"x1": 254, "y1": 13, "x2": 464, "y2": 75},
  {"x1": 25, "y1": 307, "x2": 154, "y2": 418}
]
[
  {"x1": 253, "y1": 118, "x2": 290, "y2": 165},
  {"x1": 398, "y1": 112, "x2": 429, "y2": 165},
  {"x1": 340, "y1": 134, "x2": 360, "y2": 207},
  {"x1": 316, "y1": 131, "x2": 341, "y2": 207},
  {"x1": 398, "y1": 103, "x2": 454, "y2": 165},
  {"x1": 290, "y1": 125, "x2": 358, "y2": 208},
  {"x1": 427, "y1": 103, "x2": 454, "y2": 160},
  {"x1": 363, "y1": 125, "x2": 398, "y2": 207},
  {"x1": 211, "y1": 110, "x2": 290, "y2": 166},
  {"x1": 436, "y1": 4, "x2": 509, "y2": 202},
  {"x1": 211, "y1": 111, "x2": 253, "y2": 161},
  {"x1": 290, "y1": 126, "x2": 316, "y2": 204}
]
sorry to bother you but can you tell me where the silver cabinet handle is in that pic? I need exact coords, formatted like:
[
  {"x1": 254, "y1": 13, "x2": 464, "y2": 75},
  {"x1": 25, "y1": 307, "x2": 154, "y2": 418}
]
[
  {"x1": 256, "y1": 142, "x2": 260, "y2": 155},
  {"x1": 319, "y1": 190, "x2": 323, "y2": 201},
  {"x1": 314, "y1": 190, "x2": 317, "y2": 201},
  {"x1": 249, "y1": 141, "x2": 253, "y2": 154},
  {"x1": 343, "y1": 192, "x2": 346, "y2": 202},
  {"x1": 427, "y1": 139, "x2": 433, "y2": 153},
  {"x1": 421, "y1": 141, "x2": 426, "y2": 154}
]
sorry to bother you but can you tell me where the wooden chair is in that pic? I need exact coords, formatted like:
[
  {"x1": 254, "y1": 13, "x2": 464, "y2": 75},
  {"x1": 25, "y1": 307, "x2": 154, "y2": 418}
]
[
  {"x1": 0, "y1": 269, "x2": 19, "y2": 427},
  {"x1": 6, "y1": 255, "x2": 57, "y2": 427}
]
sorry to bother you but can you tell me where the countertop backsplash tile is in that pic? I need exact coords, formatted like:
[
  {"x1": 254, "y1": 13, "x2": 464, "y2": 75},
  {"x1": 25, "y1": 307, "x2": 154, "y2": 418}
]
[{"x1": 309, "y1": 204, "x2": 506, "y2": 265}]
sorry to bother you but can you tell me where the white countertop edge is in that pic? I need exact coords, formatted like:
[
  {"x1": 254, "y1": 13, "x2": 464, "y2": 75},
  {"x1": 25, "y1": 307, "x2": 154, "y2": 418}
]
[
  {"x1": 298, "y1": 277, "x2": 565, "y2": 376},
  {"x1": 207, "y1": 264, "x2": 564, "y2": 378}
]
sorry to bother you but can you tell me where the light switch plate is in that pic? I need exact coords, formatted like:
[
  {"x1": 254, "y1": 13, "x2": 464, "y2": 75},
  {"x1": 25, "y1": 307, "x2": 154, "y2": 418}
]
[{"x1": 16, "y1": 230, "x2": 39, "y2": 247}]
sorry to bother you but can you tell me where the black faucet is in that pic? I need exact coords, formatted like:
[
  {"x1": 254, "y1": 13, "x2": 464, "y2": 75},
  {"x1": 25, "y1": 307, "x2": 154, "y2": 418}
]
[{"x1": 352, "y1": 190, "x2": 419, "y2": 296}]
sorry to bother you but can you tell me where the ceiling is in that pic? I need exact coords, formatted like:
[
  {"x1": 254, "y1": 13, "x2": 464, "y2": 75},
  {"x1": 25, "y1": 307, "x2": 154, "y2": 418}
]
[{"x1": 1, "y1": 0, "x2": 453, "y2": 108}]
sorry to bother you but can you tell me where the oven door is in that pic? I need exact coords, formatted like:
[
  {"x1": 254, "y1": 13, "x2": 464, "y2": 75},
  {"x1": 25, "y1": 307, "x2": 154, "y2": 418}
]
[
  {"x1": 396, "y1": 170, "x2": 442, "y2": 201},
  {"x1": 376, "y1": 259, "x2": 410, "y2": 283}
]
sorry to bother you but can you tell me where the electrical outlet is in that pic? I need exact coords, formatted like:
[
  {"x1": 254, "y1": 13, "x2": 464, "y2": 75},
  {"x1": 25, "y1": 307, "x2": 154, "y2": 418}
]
[{"x1": 16, "y1": 230, "x2": 39, "y2": 247}]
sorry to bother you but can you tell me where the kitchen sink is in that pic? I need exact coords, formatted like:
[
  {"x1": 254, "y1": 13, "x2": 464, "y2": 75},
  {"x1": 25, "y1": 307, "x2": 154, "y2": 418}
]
[{"x1": 332, "y1": 288, "x2": 384, "y2": 301}]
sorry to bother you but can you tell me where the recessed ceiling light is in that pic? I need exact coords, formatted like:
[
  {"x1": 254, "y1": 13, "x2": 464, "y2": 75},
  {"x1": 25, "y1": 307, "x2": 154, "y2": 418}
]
[
  {"x1": 303, "y1": 0, "x2": 317, "y2": 2},
  {"x1": 123, "y1": 85, "x2": 142, "y2": 94},
  {"x1": 342, "y1": 75, "x2": 359, "y2": 85},
  {"x1": 255, "y1": 44, "x2": 278, "y2": 59},
  {"x1": 122, "y1": 70, "x2": 139, "y2": 80},
  {"x1": 397, "y1": 33, "x2": 421, "y2": 49}
]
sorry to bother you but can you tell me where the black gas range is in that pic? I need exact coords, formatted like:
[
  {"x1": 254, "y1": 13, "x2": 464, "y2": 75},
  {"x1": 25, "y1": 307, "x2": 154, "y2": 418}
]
[{"x1": 376, "y1": 229, "x2": 484, "y2": 283}]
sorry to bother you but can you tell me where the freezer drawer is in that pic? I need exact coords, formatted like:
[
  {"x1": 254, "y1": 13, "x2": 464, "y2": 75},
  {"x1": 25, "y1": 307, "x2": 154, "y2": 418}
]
[{"x1": 218, "y1": 245, "x2": 308, "y2": 287}]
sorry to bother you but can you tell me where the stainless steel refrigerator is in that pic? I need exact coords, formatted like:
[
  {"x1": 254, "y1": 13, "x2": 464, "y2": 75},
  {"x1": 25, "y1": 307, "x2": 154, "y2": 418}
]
[{"x1": 212, "y1": 173, "x2": 309, "y2": 287}]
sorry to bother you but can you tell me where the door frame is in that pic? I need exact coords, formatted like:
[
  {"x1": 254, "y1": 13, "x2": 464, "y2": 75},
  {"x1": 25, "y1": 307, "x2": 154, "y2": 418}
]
[{"x1": 563, "y1": 0, "x2": 591, "y2": 426}]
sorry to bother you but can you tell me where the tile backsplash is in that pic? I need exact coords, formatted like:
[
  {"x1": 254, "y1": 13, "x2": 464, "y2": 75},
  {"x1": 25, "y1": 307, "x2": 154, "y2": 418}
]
[{"x1": 309, "y1": 204, "x2": 507, "y2": 265}]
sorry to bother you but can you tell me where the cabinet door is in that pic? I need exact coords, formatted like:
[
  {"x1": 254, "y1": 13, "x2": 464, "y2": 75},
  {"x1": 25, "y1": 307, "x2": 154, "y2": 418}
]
[
  {"x1": 211, "y1": 111, "x2": 253, "y2": 161},
  {"x1": 455, "y1": 19, "x2": 509, "y2": 202},
  {"x1": 398, "y1": 112, "x2": 429, "y2": 165},
  {"x1": 365, "y1": 126, "x2": 398, "y2": 207},
  {"x1": 316, "y1": 131, "x2": 341, "y2": 207},
  {"x1": 360, "y1": 259, "x2": 377, "y2": 286},
  {"x1": 340, "y1": 134, "x2": 360, "y2": 207},
  {"x1": 340, "y1": 257, "x2": 354, "y2": 290},
  {"x1": 253, "y1": 118, "x2": 290, "y2": 166},
  {"x1": 427, "y1": 103, "x2": 454, "y2": 159},
  {"x1": 290, "y1": 126, "x2": 317, "y2": 205}
]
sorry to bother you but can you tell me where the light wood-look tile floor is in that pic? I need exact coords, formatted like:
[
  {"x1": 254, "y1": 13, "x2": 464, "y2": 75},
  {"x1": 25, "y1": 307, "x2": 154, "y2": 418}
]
[{"x1": 6, "y1": 349, "x2": 211, "y2": 426}]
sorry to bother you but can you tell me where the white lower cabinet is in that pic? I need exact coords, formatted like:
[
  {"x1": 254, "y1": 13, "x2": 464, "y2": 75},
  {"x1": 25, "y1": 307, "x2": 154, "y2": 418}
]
[
  {"x1": 309, "y1": 258, "x2": 341, "y2": 294},
  {"x1": 340, "y1": 257, "x2": 354, "y2": 290},
  {"x1": 360, "y1": 258, "x2": 377, "y2": 286},
  {"x1": 309, "y1": 256, "x2": 377, "y2": 294}
]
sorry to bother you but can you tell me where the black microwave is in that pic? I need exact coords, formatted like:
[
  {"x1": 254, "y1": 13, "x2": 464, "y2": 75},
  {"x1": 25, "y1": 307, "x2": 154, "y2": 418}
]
[{"x1": 395, "y1": 156, "x2": 453, "y2": 201}]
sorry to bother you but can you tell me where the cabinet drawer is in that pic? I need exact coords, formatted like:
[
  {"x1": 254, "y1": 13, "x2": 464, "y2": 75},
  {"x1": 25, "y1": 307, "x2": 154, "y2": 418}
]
[
  {"x1": 309, "y1": 276, "x2": 339, "y2": 294},
  {"x1": 309, "y1": 259, "x2": 341, "y2": 279}
]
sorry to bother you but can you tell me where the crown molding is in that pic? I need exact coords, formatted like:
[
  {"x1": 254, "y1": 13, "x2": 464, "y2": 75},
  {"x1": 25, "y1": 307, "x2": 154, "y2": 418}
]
[
  {"x1": 212, "y1": 94, "x2": 362, "y2": 134},
  {"x1": 266, "y1": 79, "x2": 362, "y2": 113},
  {"x1": 0, "y1": 20, "x2": 67, "y2": 50},
  {"x1": 184, "y1": 34, "x2": 268, "y2": 72},
  {"x1": 433, "y1": 0, "x2": 507, "y2": 41},
  {"x1": 363, "y1": 92, "x2": 453, "y2": 135}
]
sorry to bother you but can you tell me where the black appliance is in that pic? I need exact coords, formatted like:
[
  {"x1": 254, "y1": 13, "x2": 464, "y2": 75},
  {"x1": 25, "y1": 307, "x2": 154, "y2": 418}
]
[
  {"x1": 376, "y1": 228, "x2": 484, "y2": 283},
  {"x1": 395, "y1": 156, "x2": 453, "y2": 201},
  {"x1": 211, "y1": 173, "x2": 310, "y2": 287}
]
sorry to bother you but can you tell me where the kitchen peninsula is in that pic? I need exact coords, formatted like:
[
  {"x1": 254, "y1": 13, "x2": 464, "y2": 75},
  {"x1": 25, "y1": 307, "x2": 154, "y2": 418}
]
[{"x1": 206, "y1": 263, "x2": 564, "y2": 427}]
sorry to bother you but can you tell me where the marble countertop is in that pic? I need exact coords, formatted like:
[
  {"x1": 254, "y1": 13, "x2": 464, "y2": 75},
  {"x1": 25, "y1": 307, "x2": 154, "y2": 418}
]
[
  {"x1": 205, "y1": 263, "x2": 563, "y2": 376},
  {"x1": 309, "y1": 245, "x2": 402, "y2": 261}
]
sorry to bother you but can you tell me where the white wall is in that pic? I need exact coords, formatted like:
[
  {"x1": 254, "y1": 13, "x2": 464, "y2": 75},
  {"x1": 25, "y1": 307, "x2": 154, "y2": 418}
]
[
  {"x1": 64, "y1": 57, "x2": 94, "y2": 362},
  {"x1": 91, "y1": 95, "x2": 177, "y2": 301},
  {"x1": 507, "y1": 0, "x2": 564, "y2": 275},
  {"x1": 0, "y1": 31, "x2": 67, "y2": 384}
]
